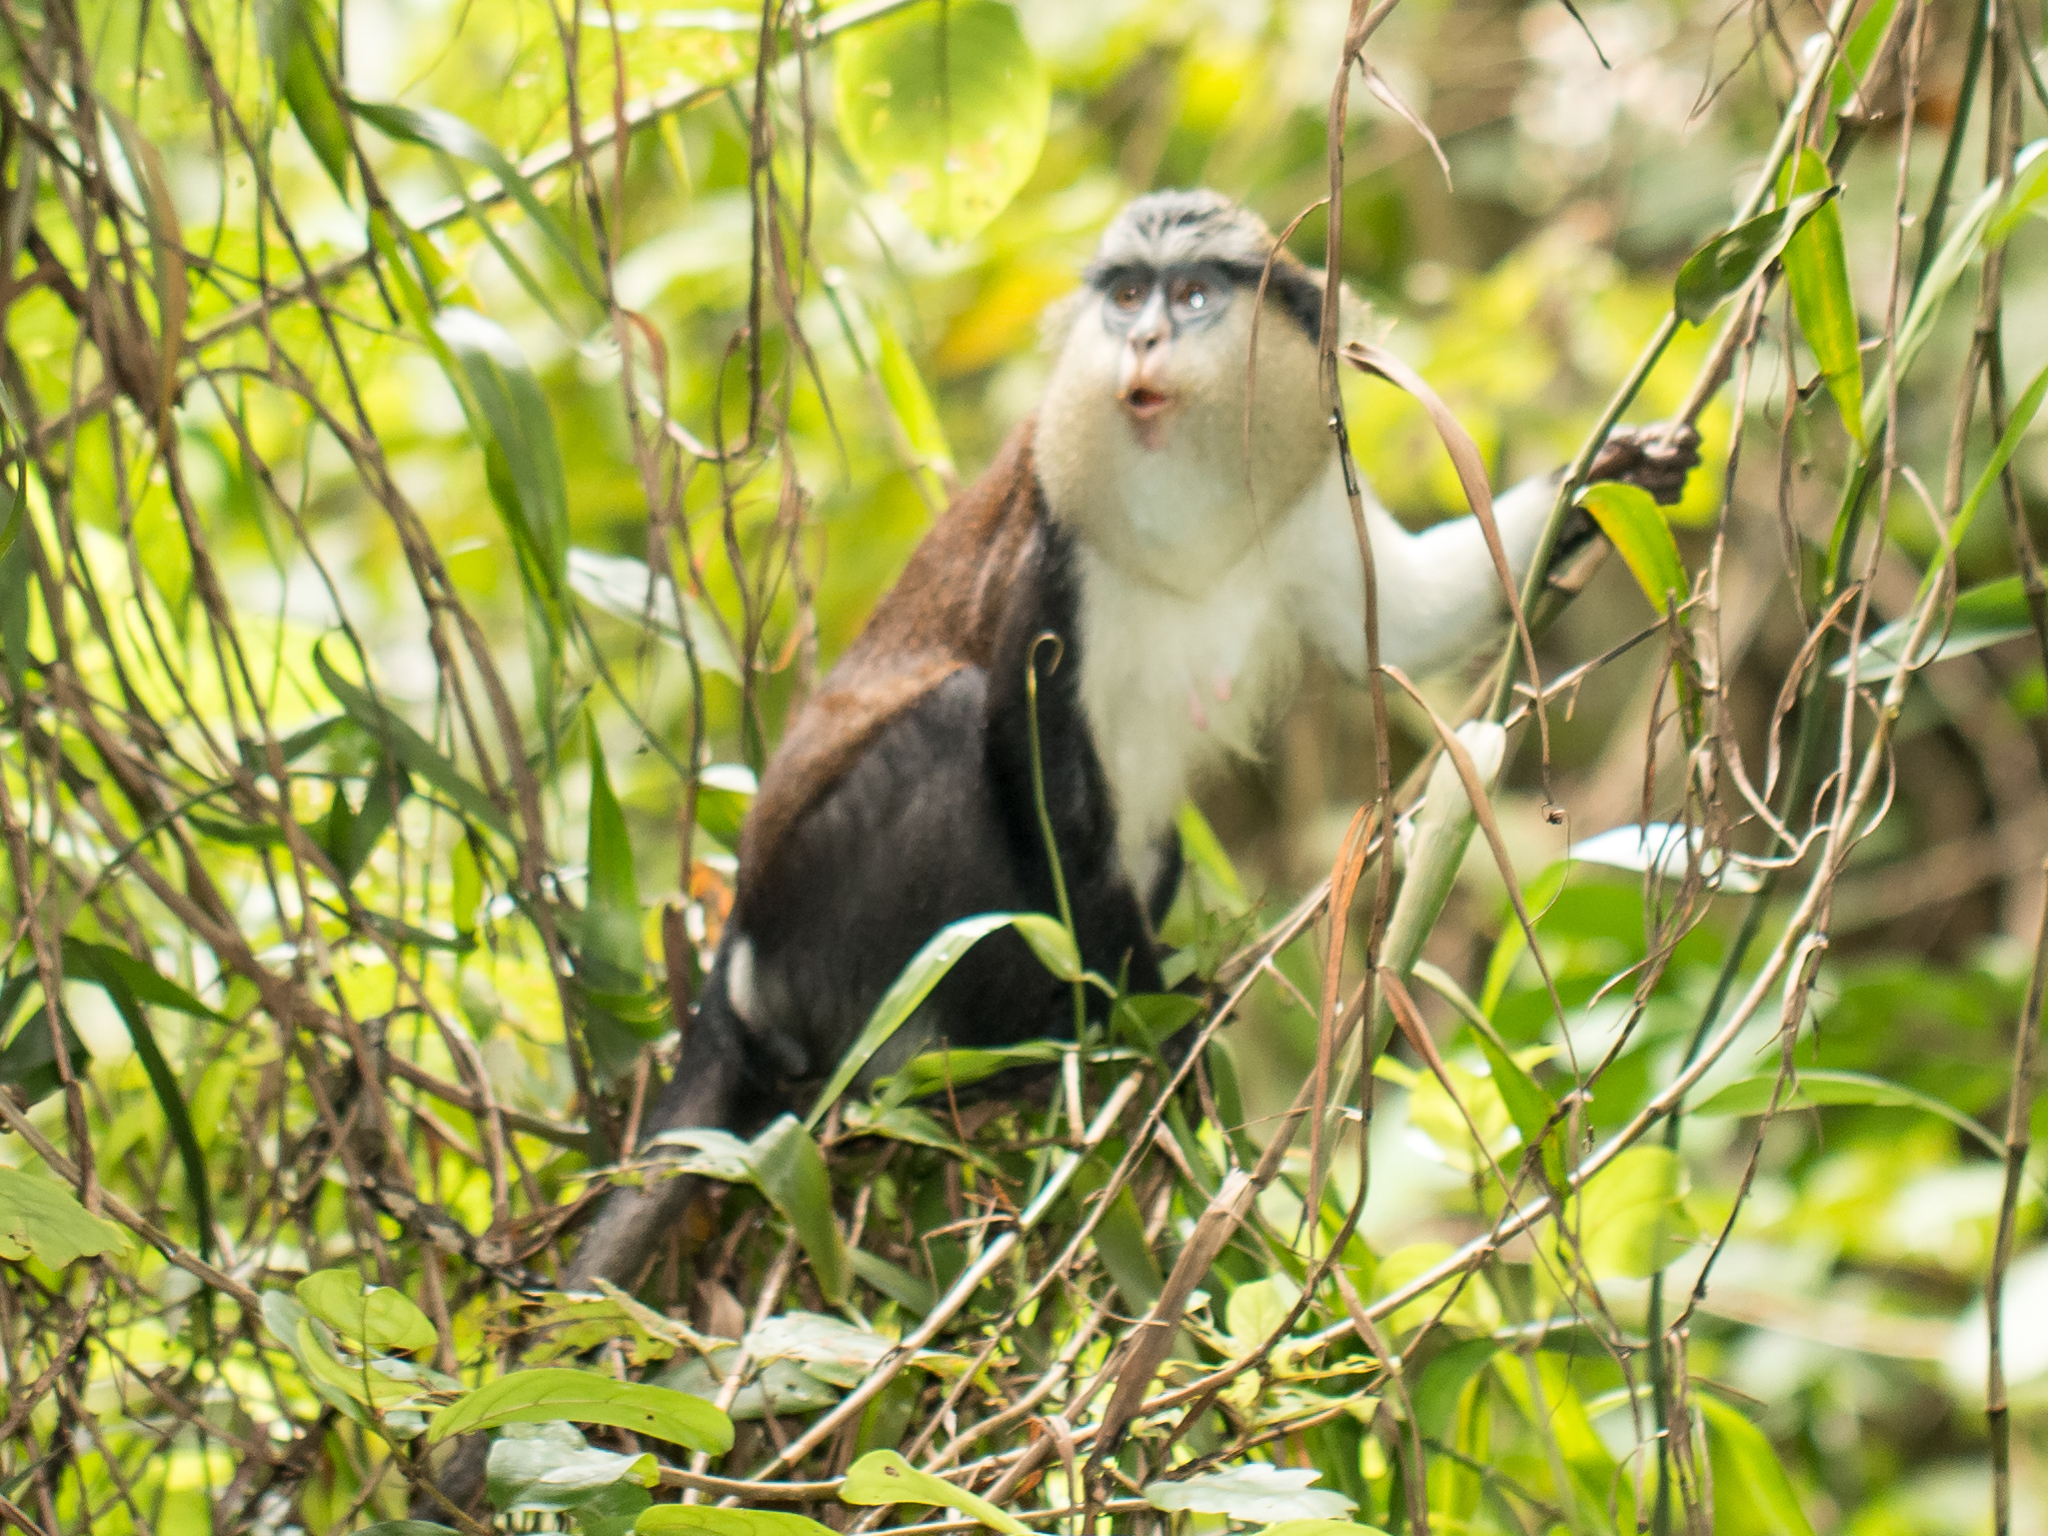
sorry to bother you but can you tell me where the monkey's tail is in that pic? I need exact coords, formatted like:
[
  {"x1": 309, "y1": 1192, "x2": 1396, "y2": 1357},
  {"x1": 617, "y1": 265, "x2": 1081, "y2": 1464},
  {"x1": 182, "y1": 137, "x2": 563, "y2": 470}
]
[
  {"x1": 418, "y1": 978, "x2": 748, "y2": 1520},
  {"x1": 563, "y1": 977, "x2": 748, "y2": 1289}
]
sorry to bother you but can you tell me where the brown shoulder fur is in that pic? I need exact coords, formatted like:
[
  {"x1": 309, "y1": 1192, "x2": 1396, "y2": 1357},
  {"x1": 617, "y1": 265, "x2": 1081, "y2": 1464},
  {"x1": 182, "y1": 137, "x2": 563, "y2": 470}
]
[{"x1": 738, "y1": 419, "x2": 1046, "y2": 888}]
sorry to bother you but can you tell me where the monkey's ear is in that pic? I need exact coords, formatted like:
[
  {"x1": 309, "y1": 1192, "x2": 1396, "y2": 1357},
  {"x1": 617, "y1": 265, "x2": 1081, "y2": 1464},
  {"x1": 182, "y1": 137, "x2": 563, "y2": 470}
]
[
  {"x1": 1037, "y1": 288, "x2": 1087, "y2": 352},
  {"x1": 1302, "y1": 269, "x2": 1377, "y2": 349}
]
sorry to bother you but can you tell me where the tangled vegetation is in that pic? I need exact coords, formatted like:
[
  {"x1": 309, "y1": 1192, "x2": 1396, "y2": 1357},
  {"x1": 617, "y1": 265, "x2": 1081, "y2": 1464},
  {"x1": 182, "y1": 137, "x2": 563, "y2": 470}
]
[{"x1": 2, "y1": 0, "x2": 2047, "y2": 1533}]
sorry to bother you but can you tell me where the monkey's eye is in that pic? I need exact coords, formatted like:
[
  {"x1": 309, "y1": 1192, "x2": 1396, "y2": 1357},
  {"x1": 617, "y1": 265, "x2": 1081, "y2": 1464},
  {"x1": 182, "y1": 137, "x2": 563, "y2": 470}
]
[
  {"x1": 1112, "y1": 280, "x2": 1148, "y2": 311},
  {"x1": 1170, "y1": 276, "x2": 1216, "y2": 316}
]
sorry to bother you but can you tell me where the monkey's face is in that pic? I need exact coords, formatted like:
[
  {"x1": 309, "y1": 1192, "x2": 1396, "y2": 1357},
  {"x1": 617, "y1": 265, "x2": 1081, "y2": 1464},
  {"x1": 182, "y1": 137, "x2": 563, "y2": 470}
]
[{"x1": 1092, "y1": 260, "x2": 1242, "y2": 453}]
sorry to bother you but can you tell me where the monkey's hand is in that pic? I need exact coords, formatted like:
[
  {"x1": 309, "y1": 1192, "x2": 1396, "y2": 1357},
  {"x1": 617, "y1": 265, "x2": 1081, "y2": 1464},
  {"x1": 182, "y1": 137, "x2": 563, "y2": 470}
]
[{"x1": 1585, "y1": 422, "x2": 1702, "y2": 507}]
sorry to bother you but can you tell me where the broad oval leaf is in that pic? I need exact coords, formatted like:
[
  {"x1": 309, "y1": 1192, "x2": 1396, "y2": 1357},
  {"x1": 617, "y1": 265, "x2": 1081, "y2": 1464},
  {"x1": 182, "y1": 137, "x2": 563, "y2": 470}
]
[
  {"x1": 1143, "y1": 1465, "x2": 1357, "y2": 1523},
  {"x1": 426, "y1": 1367, "x2": 733, "y2": 1454},
  {"x1": 1577, "y1": 481, "x2": 1687, "y2": 615},
  {"x1": 1777, "y1": 150, "x2": 1863, "y2": 443},
  {"x1": 1674, "y1": 186, "x2": 1838, "y2": 325},
  {"x1": 0, "y1": 1164, "x2": 128, "y2": 1267},
  {"x1": 487, "y1": 1421, "x2": 657, "y2": 1513},
  {"x1": 1699, "y1": 1395, "x2": 1817, "y2": 1536},
  {"x1": 1413, "y1": 1337, "x2": 1502, "y2": 1443},
  {"x1": 297, "y1": 1269, "x2": 437, "y2": 1354},
  {"x1": 1572, "y1": 1145, "x2": 1699, "y2": 1280},
  {"x1": 833, "y1": 2, "x2": 1049, "y2": 243},
  {"x1": 638, "y1": 1511, "x2": 837, "y2": 1536},
  {"x1": 840, "y1": 1450, "x2": 1032, "y2": 1535}
]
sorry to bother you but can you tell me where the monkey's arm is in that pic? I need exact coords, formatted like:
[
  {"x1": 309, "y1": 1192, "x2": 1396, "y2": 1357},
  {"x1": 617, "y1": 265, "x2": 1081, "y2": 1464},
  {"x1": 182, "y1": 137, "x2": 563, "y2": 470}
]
[{"x1": 1289, "y1": 425, "x2": 1699, "y2": 681}]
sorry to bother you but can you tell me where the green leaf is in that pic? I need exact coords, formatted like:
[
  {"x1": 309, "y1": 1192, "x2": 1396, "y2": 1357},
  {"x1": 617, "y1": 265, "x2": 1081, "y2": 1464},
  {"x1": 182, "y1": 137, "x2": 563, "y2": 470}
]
[
  {"x1": 1177, "y1": 801, "x2": 1247, "y2": 904},
  {"x1": 1777, "y1": 150, "x2": 1863, "y2": 444},
  {"x1": 350, "y1": 97, "x2": 602, "y2": 299},
  {"x1": 432, "y1": 308, "x2": 572, "y2": 609},
  {"x1": 1988, "y1": 139, "x2": 2048, "y2": 245},
  {"x1": 1010, "y1": 911, "x2": 1081, "y2": 981},
  {"x1": 0, "y1": 1164, "x2": 128, "y2": 1267},
  {"x1": 582, "y1": 720, "x2": 645, "y2": 988},
  {"x1": 747, "y1": 1116, "x2": 852, "y2": 1307},
  {"x1": 568, "y1": 549, "x2": 741, "y2": 681},
  {"x1": 296, "y1": 1269, "x2": 437, "y2": 1354},
  {"x1": 1460, "y1": 1021, "x2": 1561, "y2": 1184},
  {"x1": 849, "y1": 1248, "x2": 935, "y2": 1315},
  {"x1": 427, "y1": 1368, "x2": 733, "y2": 1453},
  {"x1": 839, "y1": 1100, "x2": 996, "y2": 1171},
  {"x1": 1827, "y1": 0, "x2": 1899, "y2": 112},
  {"x1": 451, "y1": 832, "x2": 482, "y2": 939},
  {"x1": 1259, "y1": 1525, "x2": 1395, "y2": 1536},
  {"x1": 833, "y1": 1, "x2": 1049, "y2": 243},
  {"x1": 876, "y1": 1039, "x2": 1066, "y2": 1107},
  {"x1": 1571, "y1": 1146, "x2": 1698, "y2": 1280},
  {"x1": 1690, "y1": 1068, "x2": 2003, "y2": 1158},
  {"x1": 0, "y1": 979, "x2": 87, "y2": 1105},
  {"x1": 1699, "y1": 1395, "x2": 1816, "y2": 1536},
  {"x1": 356, "y1": 1524, "x2": 463, "y2": 1536},
  {"x1": 1674, "y1": 187, "x2": 1838, "y2": 325},
  {"x1": 1577, "y1": 482, "x2": 1687, "y2": 614},
  {"x1": 840, "y1": 1450, "x2": 1032, "y2": 1535},
  {"x1": 64, "y1": 944, "x2": 215, "y2": 1259},
  {"x1": 1566, "y1": 822, "x2": 1762, "y2": 894},
  {"x1": 1833, "y1": 574, "x2": 2034, "y2": 681},
  {"x1": 871, "y1": 303, "x2": 956, "y2": 486},
  {"x1": 293, "y1": 1316, "x2": 436, "y2": 1414},
  {"x1": 1413, "y1": 1337, "x2": 1502, "y2": 1443},
  {"x1": 744, "y1": 1312, "x2": 895, "y2": 1388},
  {"x1": 487, "y1": 1421, "x2": 657, "y2": 1513},
  {"x1": 637, "y1": 1509, "x2": 837, "y2": 1536},
  {"x1": 1868, "y1": 178, "x2": 2004, "y2": 437},
  {"x1": 0, "y1": 476, "x2": 33, "y2": 715},
  {"x1": 313, "y1": 643, "x2": 510, "y2": 837},
  {"x1": 61, "y1": 939, "x2": 220, "y2": 1023},
  {"x1": 1143, "y1": 1466, "x2": 1357, "y2": 1523},
  {"x1": 804, "y1": 911, "x2": 1048, "y2": 1129},
  {"x1": 269, "y1": 0, "x2": 353, "y2": 196},
  {"x1": 1226, "y1": 1274, "x2": 1301, "y2": 1354}
]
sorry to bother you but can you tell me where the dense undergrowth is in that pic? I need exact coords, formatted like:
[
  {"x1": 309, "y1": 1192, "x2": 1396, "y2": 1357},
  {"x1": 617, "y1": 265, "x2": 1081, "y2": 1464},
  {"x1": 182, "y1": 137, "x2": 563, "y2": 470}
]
[{"x1": 2, "y1": 0, "x2": 2048, "y2": 1533}]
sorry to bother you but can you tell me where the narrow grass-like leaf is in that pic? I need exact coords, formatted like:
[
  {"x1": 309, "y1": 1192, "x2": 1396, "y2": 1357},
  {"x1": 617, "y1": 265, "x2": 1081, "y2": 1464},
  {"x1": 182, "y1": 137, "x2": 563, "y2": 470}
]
[
  {"x1": 637, "y1": 1510, "x2": 836, "y2": 1535},
  {"x1": 269, "y1": 0, "x2": 353, "y2": 196},
  {"x1": 1578, "y1": 482, "x2": 1687, "y2": 614},
  {"x1": 582, "y1": 720, "x2": 644, "y2": 987},
  {"x1": 804, "y1": 911, "x2": 1050, "y2": 1129},
  {"x1": 314, "y1": 644, "x2": 510, "y2": 837},
  {"x1": 0, "y1": 477, "x2": 32, "y2": 714},
  {"x1": 840, "y1": 1450, "x2": 1032, "y2": 1535},
  {"x1": 1867, "y1": 178, "x2": 2003, "y2": 438},
  {"x1": 1987, "y1": 139, "x2": 2048, "y2": 245},
  {"x1": 1777, "y1": 150, "x2": 1863, "y2": 443},
  {"x1": 427, "y1": 1368, "x2": 732, "y2": 1452},
  {"x1": 1691, "y1": 1068, "x2": 2002, "y2": 1157},
  {"x1": 1674, "y1": 187, "x2": 1838, "y2": 325},
  {"x1": 350, "y1": 98, "x2": 601, "y2": 299},
  {"x1": 1833, "y1": 574, "x2": 2032, "y2": 681},
  {"x1": 1828, "y1": 0, "x2": 1899, "y2": 112},
  {"x1": 432, "y1": 309, "x2": 570, "y2": 605},
  {"x1": 103, "y1": 110, "x2": 187, "y2": 429},
  {"x1": 66, "y1": 950, "x2": 213, "y2": 1259},
  {"x1": 1568, "y1": 822, "x2": 1762, "y2": 893},
  {"x1": 747, "y1": 1116, "x2": 852, "y2": 1307}
]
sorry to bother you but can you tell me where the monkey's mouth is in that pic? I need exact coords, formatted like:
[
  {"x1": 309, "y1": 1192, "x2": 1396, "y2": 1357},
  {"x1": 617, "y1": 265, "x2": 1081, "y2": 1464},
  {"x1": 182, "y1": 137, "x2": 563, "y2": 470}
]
[{"x1": 1121, "y1": 387, "x2": 1173, "y2": 421}]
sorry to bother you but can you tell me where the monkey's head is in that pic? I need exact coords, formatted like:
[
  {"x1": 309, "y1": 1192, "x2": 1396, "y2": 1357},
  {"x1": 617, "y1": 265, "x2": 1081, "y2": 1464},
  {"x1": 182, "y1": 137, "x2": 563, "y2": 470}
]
[{"x1": 1036, "y1": 190, "x2": 1336, "y2": 591}]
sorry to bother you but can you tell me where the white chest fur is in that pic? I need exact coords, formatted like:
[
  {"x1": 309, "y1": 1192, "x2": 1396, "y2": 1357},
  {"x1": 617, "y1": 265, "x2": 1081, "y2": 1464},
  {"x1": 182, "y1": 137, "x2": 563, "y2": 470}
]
[{"x1": 1072, "y1": 530, "x2": 1307, "y2": 893}]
